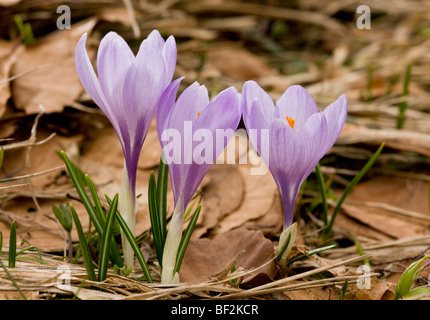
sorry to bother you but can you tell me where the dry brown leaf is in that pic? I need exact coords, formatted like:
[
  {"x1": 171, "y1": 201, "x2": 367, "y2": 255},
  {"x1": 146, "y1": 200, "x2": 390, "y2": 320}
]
[
  {"x1": 341, "y1": 204, "x2": 428, "y2": 239},
  {"x1": 179, "y1": 227, "x2": 275, "y2": 285},
  {"x1": 347, "y1": 175, "x2": 429, "y2": 216},
  {"x1": 0, "y1": 0, "x2": 20, "y2": 6},
  {"x1": 0, "y1": 197, "x2": 90, "y2": 252},
  {"x1": 0, "y1": 39, "x2": 22, "y2": 118},
  {"x1": 334, "y1": 213, "x2": 393, "y2": 242},
  {"x1": 194, "y1": 164, "x2": 244, "y2": 238},
  {"x1": 339, "y1": 123, "x2": 430, "y2": 157},
  {"x1": 205, "y1": 46, "x2": 276, "y2": 81},
  {"x1": 282, "y1": 280, "x2": 338, "y2": 300},
  {"x1": 11, "y1": 18, "x2": 97, "y2": 114},
  {"x1": 345, "y1": 277, "x2": 396, "y2": 300},
  {"x1": 213, "y1": 163, "x2": 278, "y2": 236},
  {"x1": 336, "y1": 175, "x2": 430, "y2": 240}
]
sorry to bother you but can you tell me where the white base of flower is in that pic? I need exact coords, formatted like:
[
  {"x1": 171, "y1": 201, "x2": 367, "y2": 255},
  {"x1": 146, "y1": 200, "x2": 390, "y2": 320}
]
[
  {"x1": 160, "y1": 199, "x2": 184, "y2": 284},
  {"x1": 119, "y1": 164, "x2": 136, "y2": 269},
  {"x1": 276, "y1": 222, "x2": 297, "y2": 267}
]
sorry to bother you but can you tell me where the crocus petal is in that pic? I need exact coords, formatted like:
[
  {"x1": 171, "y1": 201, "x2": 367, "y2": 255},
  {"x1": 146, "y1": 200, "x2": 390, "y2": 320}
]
[
  {"x1": 241, "y1": 81, "x2": 276, "y2": 156},
  {"x1": 181, "y1": 86, "x2": 241, "y2": 205},
  {"x1": 157, "y1": 77, "x2": 183, "y2": 138},
  {"x1": 158, "y1": 81, "x2": 241, "y2": 208},
  {"x1": 97, "y1": 32, "x2": 134, "y2": 115},
  {"x1": 275, "y1": 85, "x2": 318, "y2": 130},
  {"x1": 161, "y1": 36, "x2": 177, "y2": 82},
  {"x1": 297, "y1": 112, "x2": 329, "y2": 183},
  {"x1": 242, "y1": 80, "x2": 274, "y2": 129},
  {"x1": 75, "y1": 34, "x2": 118, "y2": 131},
  {"x1": 242, "y1": 82, "x2": 347, "y2": 230},
  {"x1": 173, "y1": 82, "x2": 210, "y2": 125},
  {"x1": 268, "y1": 118, "x2": 303, "y2": 179},
  {"x1": 322, "y1": 94, "x2": 348, "y2": 150}
]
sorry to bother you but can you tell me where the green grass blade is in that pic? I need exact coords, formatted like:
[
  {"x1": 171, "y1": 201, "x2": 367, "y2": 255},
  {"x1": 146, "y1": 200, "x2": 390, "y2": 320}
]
[
  {"x1": 148, "y1": 171, "x2": 163, "y2": 266},
  {"x1": 156, "y1": 154, "x2": 168, "y2": 247},
  {"x1": 98, "y1": 193, "x2": 118, "y2": 282},
  {"x1": 106, "y1": 195, "x2": 152, "y2": 283},
  {"x1": 8, "y1": 221, "x2": 16, "y2": 268},
  {"x1": 324, "y1": 142, "x2": 385, "y2": 239},
  {"x1": 0, "y1": 231, "x2": 3, "y2": 257},
  {"x1": 315, "y1": 163, "x2": 328, "y2": 227},
  {"x1": 70, "y1": 205, "x2": 96, "y2": 281},
  {"x1": 174, "y1": 204, "x2": 201, "y2": 274}
]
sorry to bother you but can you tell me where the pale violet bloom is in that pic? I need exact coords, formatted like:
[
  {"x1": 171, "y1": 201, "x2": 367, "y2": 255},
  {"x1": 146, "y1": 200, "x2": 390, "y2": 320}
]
[
  {"x1": 156, "y1": 78, "x2": 241, "y2": 283},
  {"x1": 75, "y1": 30, "x2": 176, "y2": 267},
  {"x1": 241, "y1": 80, "x2": 347, "y2": 265}
]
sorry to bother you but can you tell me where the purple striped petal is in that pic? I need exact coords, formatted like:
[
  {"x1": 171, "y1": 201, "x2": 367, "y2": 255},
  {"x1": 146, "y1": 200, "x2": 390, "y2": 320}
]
[
  {"x1": 242, "y1": 82, "x2": 347, "y2": 229},
  {"x1": 157, "y1": 81, "x2": 241, "y2": 207},
  {"x1": 75, "y1": 31, "x2": 177, "y2": 192},
  {"x1": 274, "y1": 85, "x2": 318, "y2": 130}
]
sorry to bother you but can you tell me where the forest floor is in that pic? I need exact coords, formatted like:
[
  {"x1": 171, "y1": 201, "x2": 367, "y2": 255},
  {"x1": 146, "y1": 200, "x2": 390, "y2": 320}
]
[{"x1": 0, "y1": 0, "x2": 429, "y2": 301}]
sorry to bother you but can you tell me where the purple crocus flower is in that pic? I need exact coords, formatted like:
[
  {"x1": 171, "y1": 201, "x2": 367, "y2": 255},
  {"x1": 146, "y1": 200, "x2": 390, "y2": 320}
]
[
  {"x1": 75, "y1": 30, "x2": 176, "y2": 267},
  {"x1": 241, "y1": 80, "x2": 347, "y2": 264},
  {"x1": 156, "y1": 78, "x2": 241, "y2": 283}
]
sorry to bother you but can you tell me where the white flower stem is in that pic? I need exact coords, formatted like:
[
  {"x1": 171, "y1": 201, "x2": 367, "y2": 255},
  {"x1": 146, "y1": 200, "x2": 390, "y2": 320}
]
[
  {"x1": 160, "y1": 196, "x2": 184, "y2": 284},
  {"x1": 277, "y1": 222, "x2": 297, "y2": 267},
  {"x1": 119, "y1": 163, "x2": 136, "y2": 268}
]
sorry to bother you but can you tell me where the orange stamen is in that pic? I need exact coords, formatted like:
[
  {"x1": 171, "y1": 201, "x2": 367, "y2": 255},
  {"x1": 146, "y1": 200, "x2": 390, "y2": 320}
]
[
  {"x1": 197, "y1": 111, "x2": 201, "y2": 116},
  {"x1": 286, "y1": 116, "x2": 295, "y2": 129}
]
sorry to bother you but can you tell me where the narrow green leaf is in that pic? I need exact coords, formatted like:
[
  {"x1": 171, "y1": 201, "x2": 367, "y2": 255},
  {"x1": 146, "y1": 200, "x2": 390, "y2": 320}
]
[
  {"x1": 57, "y1": 151, "x2": 102, "y2": 233},
  {"x1": 148, "y1": 171, "x2": 163, "y2": 266},
  {"x1": 315, "y1": 163, "x2": 328, "y2": 226},
  {"x1": 98, "y1": 193, "x2": 118, "y2": 282},
  {"x1": 0, "y1": 148, "x2": 4, "y2": 170},
  {"x1": 85, "y1": 174, "x2": 107, "y2": 225},
  {"x1": 286, "y1": 244, "x2": 337, "y2": 266},
  {"x1": 16, "y1": 246, "x2": 45, "y2": 264},
  {"x1": 70, "y1": 204, "x2": 96, "y2": 281},
  {"x1": 174, "y1": 205, "x2": 201, "y2": 274},
  {"x1": 403, "y1": 287, "x2": 430, "y2": 300},
  {"x1": 395, "y1": 254, "x2": 430, "y2": 300},
  {"x1": 339, "y1": 280, "x2": 348, "y2": 300},
  {"x1": 156, "y1": 154, "x2": 168, "y2": 244},
  {"x1": 8, "y1": 221, "x2": 16, "y2": 268},
  {"x1": 0, "y1": 232, "x2": 3, "y2": 257},
  {"x1": 52, "y1": 204, "x2": 73, "y2": 233},
  {"x1": 57, "y1": 151, "x2": 123, "y2": 267},
  {"x1": 106, "y1": 195, "x2": 152, "y2": 283},
  {"x1": 354, "y1": 237, "x2": 370, "y2": 266},
  {"x1": 324, "y1": 143, "x2": 385, "y2": 239},
  {"x1": 397, "y1": 63, "x2": 412, "y2": 130}
]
